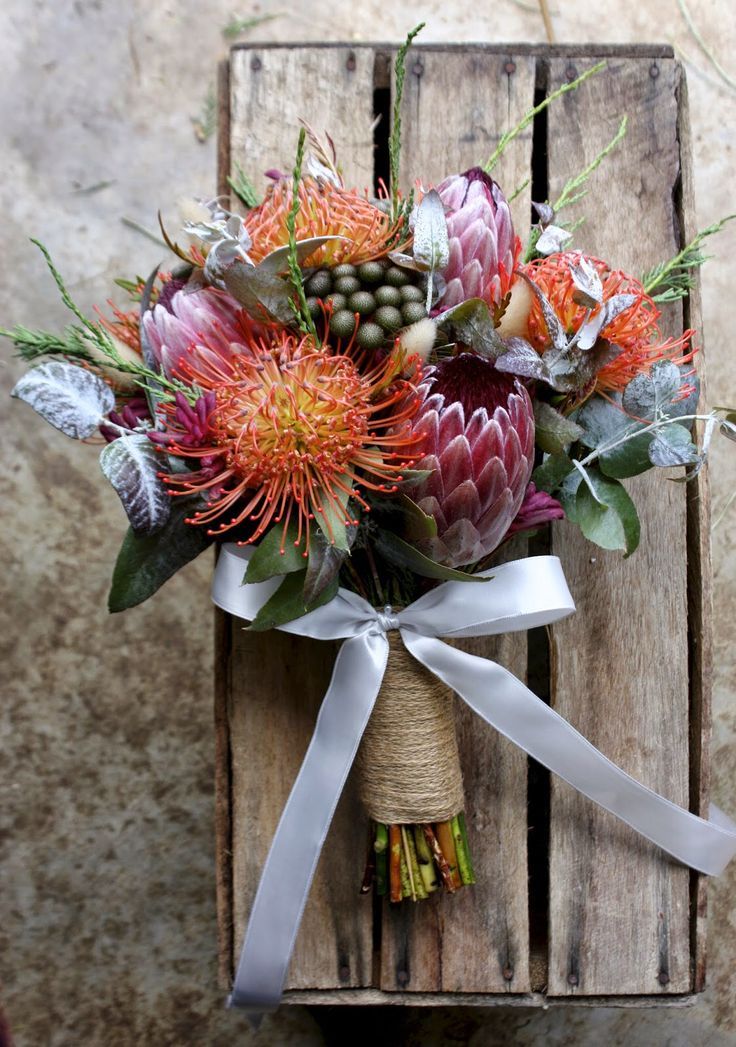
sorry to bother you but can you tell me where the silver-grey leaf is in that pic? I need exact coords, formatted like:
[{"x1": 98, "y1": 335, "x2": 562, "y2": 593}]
[
  {"x1": 411, "y1": 189, "x2": 450, "y2": 272},
  {"x1": 575, "y1": 293, "x2": 638, "y2": 351},
  {"x1": 536, "y1": 224, "x2": 573, "y2": 256},
  {"x1": 647, "y1": 424, "x2": 699, "y2": 468},
  {"x1": 100, "y1": 434, "x2": 171, "y2": 535},
  {"x1": 521, "y1": 272, "x2": 568, "y2": 351},
  {"x1": 258, "y1": 236, "x2": 348, "y2": 275},
  {"x1": 569, "y1": 255, "x2": 603, "y2": 307},
  {"x1": 220, "y1": 257, "x2": 295, "y2": 324},
  {"x1": 532, "y1": 201, "x2": 555, "y2": 227},
  {"x1": 12, "y1": 360, "x2": 115, "y2": 439}
]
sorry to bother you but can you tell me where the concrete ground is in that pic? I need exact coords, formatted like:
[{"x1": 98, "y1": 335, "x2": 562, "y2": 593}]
[{"x1": 1, "y1": 1, "x2": 735, "y2": 1044}]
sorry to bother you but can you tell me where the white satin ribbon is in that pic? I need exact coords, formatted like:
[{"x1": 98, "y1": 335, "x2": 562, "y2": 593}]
[{"x1": 212, "y1": 542, "x2": 736, "y2": 1014}]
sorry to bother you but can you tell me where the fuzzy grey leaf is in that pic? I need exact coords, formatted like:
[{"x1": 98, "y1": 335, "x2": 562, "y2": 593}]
[
  {"x1": 495, "y1": 339, "x2": 549, "y2": 381},
  {"x1": 219, "y1": 257, "x2": 294, "y2": 324},
  {"x1": 411, "y1": 189, "x2": 450, "y2": 272},
  {"x1": 521, "y1": 272, "x2": 568, "y2": 351},
  {"x1": 532, "y1": 201, "x2": 555, "y2": 227},
  {"x1": 623, "y1": 361, "x2": 688, "y2": 421},
  {"x1": 435, "y1": 297, "x2": 506, "y2": 359},
  {"x1": 387, "y1": 250, "x2": 428, "y2": 273},
  {"x1": 12, "y1": 360, "x2": 115, "y2": 438},
  {"x1": 647, "y1": 424, "x2": 699, "y2": 468},
  {"x1": 100, "y1": 434, "x2": 171, "y2": 535},
  {"x1": 720, "y1": 416, "x2": 736, "y2": 443},
  {"x1": 258, "y1": 236, "x2": 348, "y2": 275},
  {"x1": 569, "y1": 255, "x2": 603, "y2": 308},
  {"x1": 575, "y1": 293, "x2": 637, "y2": 351},
  {"x1": 536, "y1": 224, "x2": 573, "y2": 256}
]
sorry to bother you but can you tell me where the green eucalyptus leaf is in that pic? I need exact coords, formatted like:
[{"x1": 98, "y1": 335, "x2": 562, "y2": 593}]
[
  {"x1": 108, "y1": 500, "x2": 211, "y2": 612},
  {"x1": 374, "y1": 530, "x2": 488, "y2": 582},
  {"x1": 534, "y1": 401, "x2": 584, "y2": 455},
  {"x1": 244, "y1": 523, "x2": 306, "y2": 583},
  {"x1": 248, "y1": 569, "x2": 338, "y2": 631},
  {"x1": 576, "y1": 394, "x2": 653, "y2": 479},
  {"x1": 575, "y1": 467, "x2": 640, "y2": 556},
  {"x1": 622, "y1": 361, "x2": 698, "y2": 421},
  {"x1": 303, "y1": 524, "x2": 356, "y2": 606},
  {"x1": 532, "y1": 452, "x2": 575, "y2": 494}
]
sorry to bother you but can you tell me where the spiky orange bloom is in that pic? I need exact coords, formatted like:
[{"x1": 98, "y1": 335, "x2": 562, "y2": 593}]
[
  {"x1": 524, "y1": 254, "x2": 695, "y2": 393},
  {"x1": 244, "y1": 177, "x2": 408, "y2": 267},
  {"x1": 162, "y1": 333, "x2": 424, "y2": 552}
]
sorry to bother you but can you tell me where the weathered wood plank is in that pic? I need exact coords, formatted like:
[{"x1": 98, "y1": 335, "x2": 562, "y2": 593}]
[
  {"x1": 379, "y1": 51, "x2": 537, "y2": 994},
  {"x1": 546, "y1": 56, "x2": 692, "y2": 995},
  {"x1": 226, "y1": 45, "x2": 377, "y2": 989},
  {"x1": 677, "y1": 66, "x2": 712, "y2": 993}
]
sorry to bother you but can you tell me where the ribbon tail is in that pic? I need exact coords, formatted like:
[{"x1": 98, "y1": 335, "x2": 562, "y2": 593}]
[
  {"x1": 227, "y1": 630, "x2": 388, "y2": 1015},
  {"x1": 403, "y1": 632, "x2": 736, "y2": 877}
]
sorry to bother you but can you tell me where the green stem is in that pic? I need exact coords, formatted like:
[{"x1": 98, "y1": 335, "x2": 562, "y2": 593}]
[
  {"x1": 286, "y1": 128, "x2": 319, "y2": 341},
  {"x1": 453, "y1": 813, "x2": 476, "y2": 885},
  {"x1": 405, "y1": 826, "x2": 428, "y2": 900},
  {"x1": 413, "y1": 826, "x2": 438, "y2": 893},
  {"x1": 374, "y1": 823, "x2": 388, "y2": 896},
  {"x1": 398, "y1": 829, "x2": 413, "y2": 899}
]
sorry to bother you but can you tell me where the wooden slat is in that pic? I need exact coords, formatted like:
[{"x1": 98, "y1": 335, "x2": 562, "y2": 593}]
[
  {"x1": 546, "y1": 57, "x2": 692, "y2": 995},
  {"x1": 226, "y1": 45, "x2": 377, "y2": 990},
  {"x1": 379, "y1": 51, "x2": 537, "y2": 994},
  {"x1": 677, "y1": 66, "x2": 712, "y2": 993}
]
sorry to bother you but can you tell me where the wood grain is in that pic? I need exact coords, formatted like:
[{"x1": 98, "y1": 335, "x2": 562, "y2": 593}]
[
  {"x1": 226, "y1": 45, "x2": 377, "y2": 989},
  {"x1": 545, "y1": 56, "x2": 692, "y2": 996},
  {"x1": 379, "y1": 50, "x2": 536, "y2": 994}
]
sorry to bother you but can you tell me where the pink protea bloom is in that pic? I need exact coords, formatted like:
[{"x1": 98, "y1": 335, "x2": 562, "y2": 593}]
[
  {"x1": 436, "y1": 167, "x2": 519, "y2": 311},
  {"x1": 407, "y1": 354, "x2": 534, "y2": 567},
  {"x1": 141, "y1": 284, "x2": 258, "y2": 379}
]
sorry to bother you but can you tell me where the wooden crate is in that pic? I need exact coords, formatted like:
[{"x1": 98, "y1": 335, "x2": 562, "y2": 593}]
[{"x1": 214, "y1": 43, "x2": 711, "y2": 1006}]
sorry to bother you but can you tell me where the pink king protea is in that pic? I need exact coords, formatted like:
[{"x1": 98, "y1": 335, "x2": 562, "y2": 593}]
[
  {"x1": 142, "y1": 283, "x2": 257, "y2": 378},
  {"x1": 408, "y1": 354, "x2": 535, "y2": 567},
  {"x1": 436, "y1": 167, "x2": 519, "y2": 312}
]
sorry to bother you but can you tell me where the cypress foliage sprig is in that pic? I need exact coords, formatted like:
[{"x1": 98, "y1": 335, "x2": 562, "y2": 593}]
[
  {"x1": 286, "y1": 128, "x2": 319, "y2": 341},
  {"x1": 483, "y1": 60, "x2": 606, "y2": 174},
  {"x1": 389, "y1": 23, "x2": 425, "y2": 221},
  {"x1": 228, "y1": 163, "x2": 261, "y2": 209},
  {"x1": 642, "y1": 214, "x2": 736, "y2": 303}
]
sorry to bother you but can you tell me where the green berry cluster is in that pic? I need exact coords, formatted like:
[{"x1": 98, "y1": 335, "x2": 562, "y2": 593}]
[{"x1": 303, "y1": 260, "x2": 428, "y2": 349}]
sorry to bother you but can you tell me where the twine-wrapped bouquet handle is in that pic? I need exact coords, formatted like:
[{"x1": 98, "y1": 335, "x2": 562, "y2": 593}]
[{"x1": 212, "y1": 544, "x2": 736, "y2": 1015}]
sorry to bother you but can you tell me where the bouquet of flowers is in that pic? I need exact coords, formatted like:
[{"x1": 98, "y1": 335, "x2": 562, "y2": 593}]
[{"x1": 5, "y1": 31, "x2": 735, "y2": 925}]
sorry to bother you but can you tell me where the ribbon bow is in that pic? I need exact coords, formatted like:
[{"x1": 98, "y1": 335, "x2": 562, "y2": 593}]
[{"x1": 212, "y1": 543, "x2": 736, "y2": 1014}]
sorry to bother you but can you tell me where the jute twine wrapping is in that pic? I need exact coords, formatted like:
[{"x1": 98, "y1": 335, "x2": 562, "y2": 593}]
[{"x1": 356, "y1": 631, "x2": 465, "y2": 823}]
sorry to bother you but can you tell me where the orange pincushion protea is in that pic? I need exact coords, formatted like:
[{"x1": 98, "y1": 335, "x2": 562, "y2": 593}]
[
  {"x1": 244, "y1": 177, "x2": 407, "y2": 268},
  {"x1": 524, "y1": 253, "x2": 695, "y2": 394},
  {"x1": 162, "y1": 333, "x2": 424, "y2": 551}
]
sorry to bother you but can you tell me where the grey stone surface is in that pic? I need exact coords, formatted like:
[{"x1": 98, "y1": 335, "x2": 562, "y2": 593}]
[{"x1": 1, "y1": 2, "x2": 734, "y2": 1044}]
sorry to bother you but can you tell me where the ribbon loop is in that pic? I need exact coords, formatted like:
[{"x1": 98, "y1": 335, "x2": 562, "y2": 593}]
[{"x1": 212, "y1": 543, "x2": 736, "y2": 1015}]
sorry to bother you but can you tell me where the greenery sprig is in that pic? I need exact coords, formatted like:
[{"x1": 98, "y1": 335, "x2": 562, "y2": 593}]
[
  {"x1": 483, "y1": 60, "x2": 606, "y2": 174},
  {"x1": 286, "y1": 128, "x2": 319, "y2": 341},
  {"x1": 642, "y1": 214, "x2": 736, "y2": 302},
  {"x1": 228, "y1": 162, "x2": 261, "y2": 209},
  {"x1": 389, "y1": 23, "x2": 425, "y2": 222}
]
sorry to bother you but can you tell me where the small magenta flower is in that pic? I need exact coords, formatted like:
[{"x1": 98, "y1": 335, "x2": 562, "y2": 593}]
[
  {"x1": 505, "y1": 482, "x2": 565, "y2": 539},
  {"x1": 407, "y1": 354, "x2": 534, "y2": 567},
  {"x1": 435, "y1": 167, "x2": 519, "y2": 311}
]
